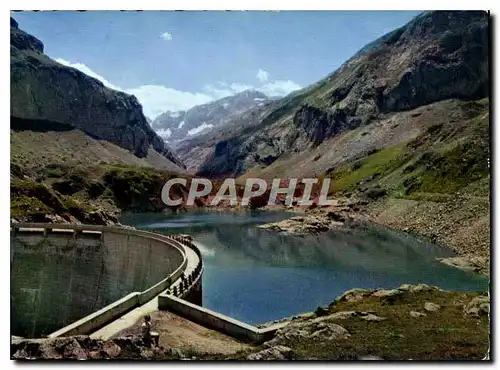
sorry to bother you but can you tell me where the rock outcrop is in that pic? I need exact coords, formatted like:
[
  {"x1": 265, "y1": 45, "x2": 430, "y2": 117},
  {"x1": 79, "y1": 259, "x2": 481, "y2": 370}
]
[
  {"x1": 258, "y1": 215, "x2": 343, "y2": 235},
  {"x1": 463, "y1": 295, "x2": 490, "y2": 317},
  {"x1": 246, "y1": 345, "x2": 294, "y2": 360},
  {"x1": 10, "y1": 18, "x2": 185, "y2": 172},
  {"x1": 11, "y1": 335, "x2": 181, "y2": 360},
  {"x1": 437, "y1": 255, "x2": 489, "y2": 275},
  {"x1": 330, "y1": 283, "x2": 442, "y2": 307},
  {"x1": 424, "y1": 302, "x2": 441, "y2": 312},
  {"x1": 264, "y1": 316, "x2": 351, "y2": 348},
  {"x1": 409, "y1": 311, "x2": 427, "y2": 318},
  {"x1": 290, "y1": 10, "x2": 488, "y2": 139}
]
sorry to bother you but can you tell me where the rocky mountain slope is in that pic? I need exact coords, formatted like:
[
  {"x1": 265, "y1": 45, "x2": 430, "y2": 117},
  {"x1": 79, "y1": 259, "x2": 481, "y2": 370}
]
[
  {"x1": 179, "y1": 11, "x2": 488, "y2": 177},
  {"x1": 10, "y1": 17, "x2": 192, "y2": 224},
  {"x1": 152, "y1": 90, "x2": 271, "y2": 145},
  {"x1": 10, "y1": 17, "x2": 185, "y2": 172},
  {"x1": 174, "y1": 11, "x2": 490, "y2": 272}
]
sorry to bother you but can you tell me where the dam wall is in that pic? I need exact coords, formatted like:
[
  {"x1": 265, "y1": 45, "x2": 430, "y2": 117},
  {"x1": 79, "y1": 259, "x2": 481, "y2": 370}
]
[
  {"x1": 10, "y1": 224, "x2": 201, "y2": 338},
  {"x1": 158, "y1": 294, "x2": 285, "y2": 344}
]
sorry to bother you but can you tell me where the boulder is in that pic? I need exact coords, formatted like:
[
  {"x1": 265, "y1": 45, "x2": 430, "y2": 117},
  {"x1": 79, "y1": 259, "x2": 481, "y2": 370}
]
[
  {"x1": 360, "y1": 313, "x2": 386, "y2": 322},
  {"x1": 314, "y1": 306, "x2": 329, "y2": 317},
  {"x1": 463, "y1": 295, "x2": 490, "y2": 317},
  {"x1": 326, "y1": 211, "x2": 346, "y2": 222},
  {"x1": 358, "y1": 355, "x2": 384, "y2": 360},
  {"x1": 247, "y1": 345, "x2": 294, "y2": 360},
  {"x1": 424, "y1": 302, "x2": 441, "y2": 312},
  {"x1": 101, "y1": 341, "x2": 121, "y2": 358},
  {"x1": 61, "y1": 338, "x2": 88, "y2": 360},
  {"x1": 168, "y1": 348, "x2": 185, "y2": 359},
  {"x1": 43, "y1": 213, "x2": 69, "y2": 224},
  {"x1": 371, "y1": 288, "x2": 403, "y2": 298},
  {"x1": 364, "y1": 187, "x2": 387, "y2": 200},
  {"x1": 334, "y1": 288, "x2": 371, "y2": 303},
  {"x1": 371, "y1": 284, "x2": 441, "y2": 302},
  {"x1": 312, "y1": 310, "x2": 383, "y2": 322},
  {"x1": 265, "y1": 316, "x2": 350, "y2": 347},
  {"x1": 10, "y1": 335, "x2": 155, "y2": 360},
  {"x1": 410, "y1": 311, "x2": 427, "y2": 318},
  {"x1": 398, "y1": 284, "x2": 440, "y2": 294},
  {"x1": 11, "y1": 337, "x2": 82, "y2": 360},
  {"x1": 319, "y1": 311, "x2": 359, "y2": 320},
  {"x1": 438, "y1": 256, "x2": 489, "y2": 275},
  {"x1": 310, "y1": 323, "x2": 353, "y2": 340}
]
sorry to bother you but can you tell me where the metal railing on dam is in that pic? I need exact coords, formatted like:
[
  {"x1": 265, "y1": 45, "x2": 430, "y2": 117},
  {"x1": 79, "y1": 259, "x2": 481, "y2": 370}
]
[{"x1": 10, "y1": 222, "x2": 203, "y2": 338}]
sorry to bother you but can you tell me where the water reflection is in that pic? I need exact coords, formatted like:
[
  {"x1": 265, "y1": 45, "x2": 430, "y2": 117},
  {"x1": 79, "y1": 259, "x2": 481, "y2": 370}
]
[{"x1": 122, "y1": 211, "x2": 489, "y2": 325}]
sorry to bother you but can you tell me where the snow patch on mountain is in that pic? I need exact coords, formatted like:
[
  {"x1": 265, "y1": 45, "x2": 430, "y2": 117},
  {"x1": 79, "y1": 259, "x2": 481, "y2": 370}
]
[
  {"x1": 187, "y1": 122, "x2": 214, "y2": 136},
  {"x1": 157, "y1": 128, "x2": 172, "y2": 140}
]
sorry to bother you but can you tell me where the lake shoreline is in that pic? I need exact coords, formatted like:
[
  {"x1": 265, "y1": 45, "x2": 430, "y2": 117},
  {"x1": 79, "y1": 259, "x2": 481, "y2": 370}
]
[
  {"x1": 246, "y1": 197, "x2": 490, "y2": 277},
  {"x1": 114, "y1": 194, "x2": 489, "y2": 277},
  {"x1": 121, "y1": 210, "x2": 488, "y2": 326}
]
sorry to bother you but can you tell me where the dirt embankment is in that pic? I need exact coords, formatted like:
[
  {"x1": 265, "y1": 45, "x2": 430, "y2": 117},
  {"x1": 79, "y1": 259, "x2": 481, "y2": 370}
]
[
  {"x1": 365, "y1": 193, "x2": 490, "y2": 275},
  {"x1": 114, "y1": 311, "x2": 254, "y2": 355}
]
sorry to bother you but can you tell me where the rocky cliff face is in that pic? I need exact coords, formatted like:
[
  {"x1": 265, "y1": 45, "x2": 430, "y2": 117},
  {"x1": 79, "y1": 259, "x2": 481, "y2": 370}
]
[
  {"x1": 289, "y1": 11, "x2": 488, "y2": 147},
  {"x1": 185, "y1": 11, "x2": 488, "y2": 177},
  {"x1": 10, "y1": 18, "x2": 185, "y2": 171},
  {"x1": 152, "y1": 90, "x2": 271, "y2": 145}
]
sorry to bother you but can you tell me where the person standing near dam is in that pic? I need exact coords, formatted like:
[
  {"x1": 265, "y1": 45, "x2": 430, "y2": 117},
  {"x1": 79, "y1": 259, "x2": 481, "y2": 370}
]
[{"x1": 141, "y1": 315, "x2": 159, "y2": 348}]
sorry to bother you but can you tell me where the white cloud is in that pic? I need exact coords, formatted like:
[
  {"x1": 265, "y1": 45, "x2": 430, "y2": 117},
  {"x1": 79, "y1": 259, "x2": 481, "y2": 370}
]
[
  {"x1": 229, "y1": 82, "x2": 253, "y2": 92},
  {"x1": 178, "y1": 121, "x2": 185, "y2": 129},
  {"x1": 202, "y1": 84, "x2": 233, "y2": 99},
  {"x1": 205, "y1": 79, "x2": 301, "y2": 100},
  {"x1": 126, "y1": 85, "x2": 212, "y2": 118},
  {"x1": 55, "y1": 58, "x2": 212, "y2": 118},
  {"x1": 161, "y1": 32, "x2": 173, "y2": 41},
  {"x1": 187, "y1": 122, "x2": 213, "y2": 136},
  {"x1": 257, "y1": 80, "x2": 302, "y2": 97},
  {"x1": 256, "y1": 68, "x2": 269, "y2": 83},
  {"x1": 53, "y1": 58, "x2": 302, "y2": 121},
  {"x1": 55, "y1": 58, "x2": 121, "y2": 91},
  {"x1": 203, "y1": 82, "x2": 252, "y2": 100}
]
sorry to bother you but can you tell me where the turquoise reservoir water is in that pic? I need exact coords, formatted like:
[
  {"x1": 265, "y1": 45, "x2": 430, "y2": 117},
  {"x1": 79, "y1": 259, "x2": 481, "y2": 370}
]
[{"x1": 121, "y1": 211, "x2": 489, "y2": 325}]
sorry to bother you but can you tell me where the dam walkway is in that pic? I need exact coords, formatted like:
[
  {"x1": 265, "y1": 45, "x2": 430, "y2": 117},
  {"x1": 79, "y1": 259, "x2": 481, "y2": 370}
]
[{"x1": 90, "y1": 243, "x2": 200, "y2": 340}]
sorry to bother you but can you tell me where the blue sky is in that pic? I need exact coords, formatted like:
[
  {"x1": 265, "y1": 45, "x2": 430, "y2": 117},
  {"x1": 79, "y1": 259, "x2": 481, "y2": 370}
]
[{"x1": 12, "y1": 10, "x2": 421, "y2": 119}]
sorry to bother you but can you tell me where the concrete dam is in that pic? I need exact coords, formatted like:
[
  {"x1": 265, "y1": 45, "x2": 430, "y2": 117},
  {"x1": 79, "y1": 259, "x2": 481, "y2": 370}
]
[{"x1": 11, "y1": 223, "x2": 203, "y2": 339}]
